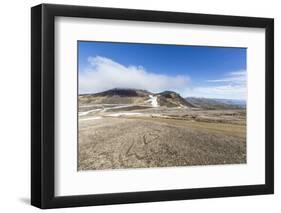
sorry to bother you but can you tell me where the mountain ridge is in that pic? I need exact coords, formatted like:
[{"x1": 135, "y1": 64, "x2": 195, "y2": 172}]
[
  {"x1": 185, "y1": 97, "x2": 246, "y2": 109},
  {"x1": 79, "y1": 88, "x2": 194, "y2": 108},
  {"x1": 79, "y1": 88, "x2": 245, "y2": 109}
]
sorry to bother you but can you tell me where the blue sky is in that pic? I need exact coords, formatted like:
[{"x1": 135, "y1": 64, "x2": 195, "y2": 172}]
[{"x1": 78, "y1": 41, "x2": 247, "y2": 100}]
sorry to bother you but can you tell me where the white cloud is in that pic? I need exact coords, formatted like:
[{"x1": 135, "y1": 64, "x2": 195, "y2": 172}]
[
  {"x1": 183, "y1": 84, "x2": 246, "y2": 100},
  {"x1": 183, "y1": 70, "x2": 247, "y2": 100},
  {"x1": 206, "y1": 70, "x2": 246, "y2": 84},
  {"x1": 79, "y1": 56, "x2": 246, "y2": 100},
  {"x1": 79, "y1": 56, "x2": 189, "y2": 94}
]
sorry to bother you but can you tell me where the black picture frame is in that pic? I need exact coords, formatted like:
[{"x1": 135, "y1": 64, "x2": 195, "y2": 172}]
[{"x1": 31, "y1": 3, "x2": 274, "y2": 209}]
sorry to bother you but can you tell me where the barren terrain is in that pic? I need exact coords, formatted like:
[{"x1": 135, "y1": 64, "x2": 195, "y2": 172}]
[{"x1": 78, "y1": 93, "x2": 246, "y2": 170}]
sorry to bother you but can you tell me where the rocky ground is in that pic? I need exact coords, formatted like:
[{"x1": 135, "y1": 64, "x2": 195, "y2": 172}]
[{"x1": 78, "y1": 103, "x2": 246, "y2": 171}]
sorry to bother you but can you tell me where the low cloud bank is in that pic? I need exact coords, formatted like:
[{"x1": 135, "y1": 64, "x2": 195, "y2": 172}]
[
  {"x1": 79, "y1": 56, "x2": 189, "y2": 94},
  {"x1": 79, "y1": 56, "x2": 246, "y2": 100}
]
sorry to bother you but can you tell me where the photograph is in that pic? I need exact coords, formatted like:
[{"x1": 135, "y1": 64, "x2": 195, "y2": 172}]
[
  {"x1": 30, "y1": 3, "x2": 274, "y2": 209},
  {"x1": 78, "y1": 41, "x2": 247, "y2": 171}
]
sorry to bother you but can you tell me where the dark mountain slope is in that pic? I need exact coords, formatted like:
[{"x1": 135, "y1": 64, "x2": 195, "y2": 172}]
[
  {"x1": 79, "y1": 88, "x2": 194, "y2": 107},
  {"x1": 186, "y1": 97, "x2": 246, "y2": 109}
]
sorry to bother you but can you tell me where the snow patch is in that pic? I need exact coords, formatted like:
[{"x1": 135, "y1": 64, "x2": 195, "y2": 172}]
[
  {"x1": 80, "y1": 116, "x2": 102, "y2": 121},
  {"x1": 145, "y1": 95, "x2": 159, "y2": 107},
  {"x1": 106, "y1": 112, "x2": 143, "y2": 117},
  {"x1": 79, "y1": 105, "x2": 132, "y2": 115},
  {"x1": 79, "y1": 109, "x2": 101, "y2": 116}
]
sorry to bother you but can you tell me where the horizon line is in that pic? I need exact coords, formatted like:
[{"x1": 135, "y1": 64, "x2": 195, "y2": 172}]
[{"x1": 78, "y1": 88, "x2": 246, "y2": 101}]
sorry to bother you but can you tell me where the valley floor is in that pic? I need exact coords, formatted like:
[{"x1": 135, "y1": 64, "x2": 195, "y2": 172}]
[{"x1": 78, "y1": 104, "x2": 246, "y2": 170}]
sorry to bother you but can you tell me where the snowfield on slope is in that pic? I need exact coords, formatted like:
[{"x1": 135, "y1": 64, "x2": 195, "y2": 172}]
[{"x1": 145, "y1": 95, "x2": 159, "y2": 107}]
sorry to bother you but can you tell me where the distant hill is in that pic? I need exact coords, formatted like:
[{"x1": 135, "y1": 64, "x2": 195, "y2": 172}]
[
  {"x1": 79, "y1": 88, "x2": 194, "y2": 108},
  {"x1": 185, "y1": 97, "x2": 246, "y2": 109},
  {"x1": 92, "y1": 88, "x2": 151, "y2": 97},
  {"x1": 213, "y1": 99, "x2": 246, "y2": 107},
  {"x1": 157, "y1": 91, "x2": 194, "y2": 107}
]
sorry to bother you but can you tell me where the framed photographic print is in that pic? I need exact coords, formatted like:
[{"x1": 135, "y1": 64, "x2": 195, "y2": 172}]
[{"x1": 31, "y1": 3, "x2": 274, "y2": 209}]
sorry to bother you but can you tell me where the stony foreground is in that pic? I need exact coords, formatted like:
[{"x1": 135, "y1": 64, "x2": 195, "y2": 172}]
[{"x1": 78, "y1": 105, "x2": 246, "y2": 171}]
